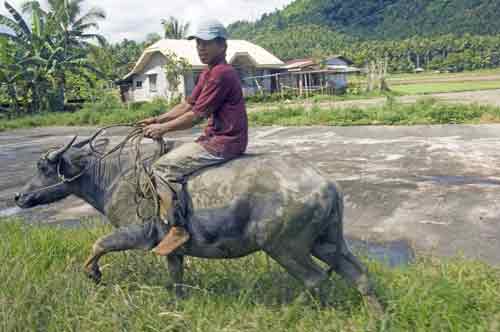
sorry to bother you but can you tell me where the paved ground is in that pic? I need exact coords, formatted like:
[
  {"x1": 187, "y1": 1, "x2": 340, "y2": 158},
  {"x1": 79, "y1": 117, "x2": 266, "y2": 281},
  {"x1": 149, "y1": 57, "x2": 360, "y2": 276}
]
[
  {"x1": 1, "y1": 125, "x2": 500, "y2": 265},
  {"x1": 248, "y1": 89, "x2": 500, "y2": 112}
]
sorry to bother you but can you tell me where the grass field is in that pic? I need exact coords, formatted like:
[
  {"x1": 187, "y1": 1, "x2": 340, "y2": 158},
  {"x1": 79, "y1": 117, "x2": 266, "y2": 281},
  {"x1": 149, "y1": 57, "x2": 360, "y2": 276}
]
[
  {"x1": 3, "y1": 98, "x2": 500, "y2": 131},
  {"x1": 0, "y1": 218, "x2": 499, "y2": 332},
  {"x1": 248, "y1": 98, "x2": 500, "y2": 126},
  {"x1": 391, "y1": 81, "x2": 500, "y2": 95},
  {"x1": 0, "y1": 98, "x2": 165, "y2": 132},
  {"x1": 347, "y1": 68, "x2": 500, "y2": 96},
  {"x1": 386, "y1": 68, "x2": 500, "y2": 82}
]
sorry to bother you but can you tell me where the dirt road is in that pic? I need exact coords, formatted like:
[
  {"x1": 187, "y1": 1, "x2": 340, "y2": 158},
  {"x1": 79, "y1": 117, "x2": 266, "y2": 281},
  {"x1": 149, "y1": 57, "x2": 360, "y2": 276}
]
[{"x1": 1, "y1": 125, "x2": 500, "y2": 265}]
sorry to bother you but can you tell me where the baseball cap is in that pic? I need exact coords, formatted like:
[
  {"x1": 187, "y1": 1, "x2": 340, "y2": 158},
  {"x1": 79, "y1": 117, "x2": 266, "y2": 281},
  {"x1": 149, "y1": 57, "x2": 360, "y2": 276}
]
[{"x1": 187, "y1": 19, "x2": 228, "y2": 41}]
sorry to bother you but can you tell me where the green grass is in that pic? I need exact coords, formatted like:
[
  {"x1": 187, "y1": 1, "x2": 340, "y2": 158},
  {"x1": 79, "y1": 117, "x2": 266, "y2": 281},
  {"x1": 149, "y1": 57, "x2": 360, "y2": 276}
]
[
  {"x1": 4, "y1": 98, "x2": 500, "y2": 131},
  {"x1": 246, "y1": 91, "x2": 397, "y2": 109},
  {"x1": 387, "y1": 68, "x2": 500, "y2": 82},
  {"x1": 0, "y1": 97, "x2": 168, "y2": 132},
  {"x1": 391, "y1": 81, "x2": 500, "y2": 95},
  {"x1": 249, "y1": 98, "x2": 500, "y2": 126},
  {"x1": 1, "y1": 218, "x2": 499, "y2": 332}
]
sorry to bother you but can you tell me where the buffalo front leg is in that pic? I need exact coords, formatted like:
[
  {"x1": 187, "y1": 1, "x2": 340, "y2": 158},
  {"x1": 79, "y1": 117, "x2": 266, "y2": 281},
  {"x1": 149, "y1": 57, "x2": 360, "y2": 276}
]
[
  {"x1": 165, "y1": 255, "x2": 185, "y2": 297},
  {"x1": 83, "y1": 222, "x2": 160, "y2": 283}
]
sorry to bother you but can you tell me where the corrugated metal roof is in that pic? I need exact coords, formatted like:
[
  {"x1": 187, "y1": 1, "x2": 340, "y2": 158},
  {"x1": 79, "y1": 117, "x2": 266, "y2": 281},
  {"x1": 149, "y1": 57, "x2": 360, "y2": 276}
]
[
  {"x1": 283, "y1": 56, "x2": 355, "y2": 70},
  {"x1": 282, "y1": 59, "x2": 314, "y2": 70},
  {"x1": 124, "y1": 39, "x2": 284, "y2": 79}
]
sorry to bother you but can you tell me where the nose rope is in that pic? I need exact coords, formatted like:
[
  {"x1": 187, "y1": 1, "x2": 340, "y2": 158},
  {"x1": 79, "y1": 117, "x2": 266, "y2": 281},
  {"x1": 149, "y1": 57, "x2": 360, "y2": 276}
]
[
  {"x1": 17, "y1": 124, "x2": 166, "y2": 220},
  {"x1": 16, "y1": 153, "x2": 93, "y2": 198}
]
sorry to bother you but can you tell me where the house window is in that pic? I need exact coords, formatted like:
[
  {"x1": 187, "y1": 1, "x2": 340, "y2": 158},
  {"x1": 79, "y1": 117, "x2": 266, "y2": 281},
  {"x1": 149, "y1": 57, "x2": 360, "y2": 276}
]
[
  {"x1": 136, "y1": 81, "x2": 143, "y2": 88},
  {"x1": 148, "y1": 74, "x2": 157, "y2": 92}
]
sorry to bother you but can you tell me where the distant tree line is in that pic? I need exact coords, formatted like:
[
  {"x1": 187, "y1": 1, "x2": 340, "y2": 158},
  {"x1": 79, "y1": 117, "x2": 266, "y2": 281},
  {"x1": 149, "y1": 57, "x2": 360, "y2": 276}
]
[{"x1": 230, "y1": 23, "x2": 500, "y2": 72}]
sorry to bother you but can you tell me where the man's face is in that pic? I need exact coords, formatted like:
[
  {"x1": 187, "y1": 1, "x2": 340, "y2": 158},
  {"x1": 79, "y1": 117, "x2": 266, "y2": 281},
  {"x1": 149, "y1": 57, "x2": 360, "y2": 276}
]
[{"x1": 196, "y1": 39, "x2": 225, "y2": 65}]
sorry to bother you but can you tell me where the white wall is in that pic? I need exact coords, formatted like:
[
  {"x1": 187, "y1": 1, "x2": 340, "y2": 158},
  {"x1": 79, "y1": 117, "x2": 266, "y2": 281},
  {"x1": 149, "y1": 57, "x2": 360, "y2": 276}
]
[
  {"x1": 130, "y1": 52, "x2": 280, "y2": 101},
  {"x1": 131, "y1": 52, "x2": 188, "y2": 102}
]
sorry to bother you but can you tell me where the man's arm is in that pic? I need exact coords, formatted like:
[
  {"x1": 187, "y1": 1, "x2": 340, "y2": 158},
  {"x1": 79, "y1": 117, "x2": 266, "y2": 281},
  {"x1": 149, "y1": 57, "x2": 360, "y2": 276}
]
[
  {"x1": 143, "y1": 110, "x2": 205, "y2": 139},
  {"x1": 163, "y1": 110, "x2": 204, "y2": 131},
  {"x1": 156, "y1": 101, "x2": 193, "y2": 123},
  {"x1": 137, "y1": 101, "x2": 192, "y2": 126}
]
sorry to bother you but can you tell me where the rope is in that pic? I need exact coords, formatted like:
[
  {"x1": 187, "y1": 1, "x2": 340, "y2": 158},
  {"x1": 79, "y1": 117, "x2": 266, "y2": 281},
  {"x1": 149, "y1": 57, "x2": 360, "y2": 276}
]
[
  {"x1": 87, "y1": 124, "x2": 166, "y2": 221},
  {"x1": 22, "y1": 124, "x2": 166, "y2": 222}
]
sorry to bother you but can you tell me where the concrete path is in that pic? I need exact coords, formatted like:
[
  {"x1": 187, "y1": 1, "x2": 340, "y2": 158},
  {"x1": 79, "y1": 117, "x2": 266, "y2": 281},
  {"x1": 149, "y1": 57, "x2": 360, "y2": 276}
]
[{"x1": 1, "y1": 125, "x2": 499, "y2": 265}]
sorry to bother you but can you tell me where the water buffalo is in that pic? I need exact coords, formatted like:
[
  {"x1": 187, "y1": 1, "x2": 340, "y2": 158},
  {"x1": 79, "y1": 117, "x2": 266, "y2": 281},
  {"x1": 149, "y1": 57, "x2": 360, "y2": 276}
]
[{"x1": 15, "y1": 135, "x2": 382, "y2": 311}]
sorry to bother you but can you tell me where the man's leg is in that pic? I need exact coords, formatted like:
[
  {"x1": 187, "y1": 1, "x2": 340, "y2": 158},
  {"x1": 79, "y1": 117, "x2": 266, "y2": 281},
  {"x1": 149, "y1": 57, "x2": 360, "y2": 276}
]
[{"x1": 151, "y1": 142, "x2": 227, "y2": 256}]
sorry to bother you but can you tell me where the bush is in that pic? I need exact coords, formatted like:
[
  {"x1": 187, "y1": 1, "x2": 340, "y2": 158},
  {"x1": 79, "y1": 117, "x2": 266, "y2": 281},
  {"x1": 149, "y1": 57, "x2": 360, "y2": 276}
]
[
  {"x1": 3, "y1": 98, "x2": 500, "y2": 131},
  {"x1": 0, "y1": 98, "x2": 180, "y2": 131}
]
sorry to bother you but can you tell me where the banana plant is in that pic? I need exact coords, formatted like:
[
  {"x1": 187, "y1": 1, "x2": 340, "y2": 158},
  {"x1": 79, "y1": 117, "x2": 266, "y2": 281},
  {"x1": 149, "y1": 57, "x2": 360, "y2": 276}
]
[
  {"x1": 0, "y1": 1, "x2": 53, "y2": 112},
  {"x1": 0, "y1": 1, "x2": 107, "y2": 112},
  {"x1": 30, "y1": 0, "x2": 107, "y2": 110}
]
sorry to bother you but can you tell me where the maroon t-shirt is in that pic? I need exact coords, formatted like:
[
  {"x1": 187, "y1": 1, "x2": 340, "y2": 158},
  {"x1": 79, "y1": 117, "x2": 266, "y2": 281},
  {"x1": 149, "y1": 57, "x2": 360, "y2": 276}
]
[{"x1": 186, "y1": 59, "x2": 248, "y2": 159}]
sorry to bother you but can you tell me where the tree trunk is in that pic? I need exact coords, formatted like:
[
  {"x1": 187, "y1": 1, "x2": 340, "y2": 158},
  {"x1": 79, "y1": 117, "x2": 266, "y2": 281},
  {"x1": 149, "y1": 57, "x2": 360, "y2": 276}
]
[
  {"x1": 6, "y1": 84, "x2": 20, "y2": 115},
  {"x1": 30, "y1": 83, "x2": 41, "y2": 113},
  {"x1": 52, "y1": 76, "x2": 66, "y2": 112},
  {"x1": 55, "y1": 80, "x2": 65, "y2": 111}
]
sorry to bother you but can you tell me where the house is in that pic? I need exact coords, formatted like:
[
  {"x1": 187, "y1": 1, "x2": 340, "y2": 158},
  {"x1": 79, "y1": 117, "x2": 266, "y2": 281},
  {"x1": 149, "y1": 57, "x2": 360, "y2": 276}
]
[
  {"x1": 278, "y1": 56, "x2": 360, "y2": 95},
  {"x1": 119, "y1": 39, "x2": 284, "y2": 102}
]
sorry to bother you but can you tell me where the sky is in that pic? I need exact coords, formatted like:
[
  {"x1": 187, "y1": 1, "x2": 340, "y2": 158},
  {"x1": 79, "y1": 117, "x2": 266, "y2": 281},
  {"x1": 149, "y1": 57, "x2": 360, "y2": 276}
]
[{"x1": 0, "y1": 0, "x2": 294, "y2": 42}]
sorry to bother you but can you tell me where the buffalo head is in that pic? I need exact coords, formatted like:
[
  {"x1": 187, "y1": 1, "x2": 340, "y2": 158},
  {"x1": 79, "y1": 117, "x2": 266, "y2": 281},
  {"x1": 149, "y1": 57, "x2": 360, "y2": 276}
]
[{"x1": 15, "y1": 135, "x2": 108, "y2": 208}]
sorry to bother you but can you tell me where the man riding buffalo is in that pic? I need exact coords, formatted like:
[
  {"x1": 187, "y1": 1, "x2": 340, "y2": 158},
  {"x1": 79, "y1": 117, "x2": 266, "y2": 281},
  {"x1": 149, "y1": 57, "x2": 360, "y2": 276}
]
[{"x1": 139, "y1": 19, "x2": 248, "y2": 256}]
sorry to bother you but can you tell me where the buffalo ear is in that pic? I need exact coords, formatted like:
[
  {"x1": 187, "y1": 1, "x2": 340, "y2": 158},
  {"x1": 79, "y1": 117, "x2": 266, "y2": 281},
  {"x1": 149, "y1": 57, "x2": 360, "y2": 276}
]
[
  {"x1": 91, "y1": 138, "x2": 110, "y2": 154},
  {"x1": 73, "y1": 130, "x2": 102, "y2": 148}
]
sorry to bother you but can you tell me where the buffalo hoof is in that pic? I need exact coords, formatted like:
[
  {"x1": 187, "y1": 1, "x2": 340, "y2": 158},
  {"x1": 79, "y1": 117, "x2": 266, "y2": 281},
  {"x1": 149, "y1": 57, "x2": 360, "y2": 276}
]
[
  {"x1": 365, "y1": 295, "x2": 384, "y2": 316},
  {"x1": 85, "y1": 265, "x2": 102, "y2": 284}
]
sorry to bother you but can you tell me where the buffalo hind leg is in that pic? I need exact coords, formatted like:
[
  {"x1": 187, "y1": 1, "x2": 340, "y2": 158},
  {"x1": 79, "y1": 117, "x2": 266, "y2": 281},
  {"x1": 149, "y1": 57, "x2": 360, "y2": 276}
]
[
  {"x1": 267, "y1": 251, "x2": 330, "y2": 302},
  {"x1": 83, "y1": 222, "x2": 160, "y2": 283},
  {"x1": 312, "y1": 241, "x2": 384, "y2": 314}
]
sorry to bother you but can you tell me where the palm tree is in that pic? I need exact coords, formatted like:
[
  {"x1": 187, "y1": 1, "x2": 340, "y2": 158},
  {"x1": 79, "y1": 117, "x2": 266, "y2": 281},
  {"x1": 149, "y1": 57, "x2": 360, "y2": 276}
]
[
  {"x1": 25, "y1": 0, "x2": 107, "y2": 48},
  {"x1": 161, "y1": 16, "x2": 190, "y2": 39},
  {"x1": 0, "y1": 1, "x2": 104, "y2": 112},
  {"x1": 0, "y1": 39, "x2": 22, "y2": 113},
  {"x1": 33, "y1": 0, "x2": 107, "y2": 110},
  {"x1": 144, "y1": 32, "x2": 161, "y2": 47},
  {"x1": 20, "y1": 0, "x2": 107, "y2": 110},
  {"x1": 0, "y1": 1, "x2": 50, "y2": 112}
]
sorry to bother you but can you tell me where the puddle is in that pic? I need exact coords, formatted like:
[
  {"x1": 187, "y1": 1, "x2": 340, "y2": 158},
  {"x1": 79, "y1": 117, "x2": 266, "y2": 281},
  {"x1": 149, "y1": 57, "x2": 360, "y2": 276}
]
[
  {"x1": 0, "y1": 206, "x2": 22, "y2": 218},
  {"x1": 417, "y1": 175, "x2": 500, "y2": 186},
  {"x1": 347, "y1": 238, "x2": 415, "y2": 267}
]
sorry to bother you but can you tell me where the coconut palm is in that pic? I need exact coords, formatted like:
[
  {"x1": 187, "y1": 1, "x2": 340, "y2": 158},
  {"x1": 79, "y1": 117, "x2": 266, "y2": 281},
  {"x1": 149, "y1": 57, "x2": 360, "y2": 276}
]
[
  {"x1": 0, "y1": 1, "x2": 50, "y2": 112},
  {"x1": 23, "y1": 0, "x2": 107, "y2": 48},
  {"x1": 0, "y1": 1, "x2": 105, "y2": 112},
  {"x1": 161, "y1": 16, "x2": 190, "y2": 39},
  {"x1": 27, "y1": 0, "x2": 107, "y2": 110}
]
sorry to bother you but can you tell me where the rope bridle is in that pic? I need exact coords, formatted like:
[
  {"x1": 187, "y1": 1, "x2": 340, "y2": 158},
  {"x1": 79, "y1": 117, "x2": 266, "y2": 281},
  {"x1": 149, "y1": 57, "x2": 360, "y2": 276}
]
[
  {"x1": 18, "y1": 124, "x2": 166, "y2": 219},
  {"x1": 17, "y1": 153, "x2": 91, "y2": 198}
]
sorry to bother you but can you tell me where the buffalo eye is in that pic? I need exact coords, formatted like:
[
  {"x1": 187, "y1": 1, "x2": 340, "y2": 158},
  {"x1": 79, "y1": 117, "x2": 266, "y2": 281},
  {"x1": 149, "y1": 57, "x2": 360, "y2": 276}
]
[{"x1": 37, "y1": 161, "x2": 50, "y2": 173}]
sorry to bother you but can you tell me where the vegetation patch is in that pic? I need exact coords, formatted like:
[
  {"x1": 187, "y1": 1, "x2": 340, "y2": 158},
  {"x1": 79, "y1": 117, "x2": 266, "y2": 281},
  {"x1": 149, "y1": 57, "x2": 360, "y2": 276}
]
[
  {"x1": 391, "y1": 81, "x2": 500, "y2": 95},
  {"x1": 4, "y1": 98, "x2": 500, "y2": 131},
  {"x1": 0, "y1": 218, "x2": 499, "y2": 331},
  {"x1": 0, "y1": 96, "x2": 170, "y2": 131},
  {"x1": 248, "y1": 99, "x2": 500, "y2": 126}
]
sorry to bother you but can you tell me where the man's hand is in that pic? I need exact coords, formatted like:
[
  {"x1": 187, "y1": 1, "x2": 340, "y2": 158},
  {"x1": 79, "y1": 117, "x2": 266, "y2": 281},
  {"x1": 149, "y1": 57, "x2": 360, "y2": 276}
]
[
  {"x1": 137, "y1": 117, "x2": 158, "y2": 126},
  {"x1": 143, "y1": 124, "x2": 168, "y2": 139}
]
